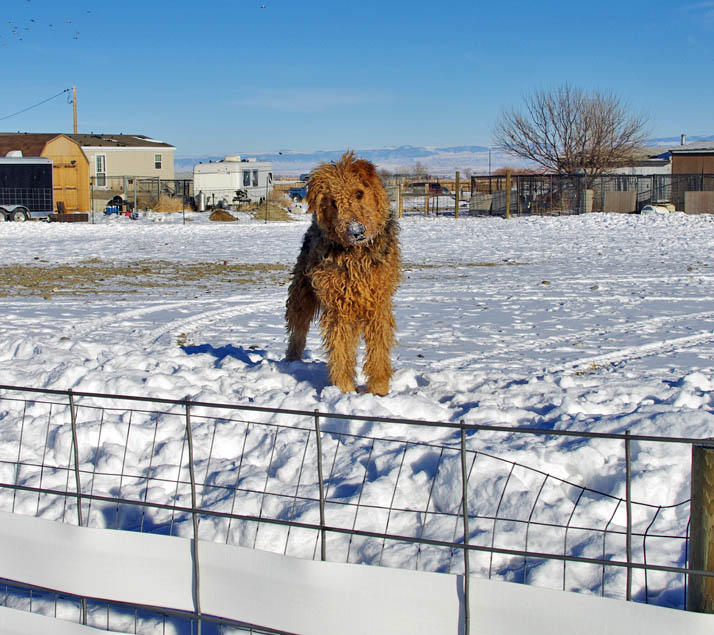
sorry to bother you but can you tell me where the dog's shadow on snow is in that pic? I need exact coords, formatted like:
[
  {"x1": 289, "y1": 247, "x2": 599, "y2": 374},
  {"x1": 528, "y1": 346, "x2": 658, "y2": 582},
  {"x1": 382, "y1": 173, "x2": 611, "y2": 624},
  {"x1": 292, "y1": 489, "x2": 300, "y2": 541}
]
[
  {"x1": 182, "y1": 343, "x2": 267, "y2": 367},
  {"x1": 281, "y1": 358, "x2": 331, "y2": 391},
  {"x1": 182, "y1": 343, "x2": 331, "y2": 391}
]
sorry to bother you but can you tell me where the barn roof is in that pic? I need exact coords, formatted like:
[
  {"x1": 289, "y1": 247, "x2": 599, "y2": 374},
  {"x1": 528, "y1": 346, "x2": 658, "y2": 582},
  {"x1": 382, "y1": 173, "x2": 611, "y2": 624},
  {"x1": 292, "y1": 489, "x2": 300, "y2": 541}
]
[
  {"x1": 0, "y1": 133, "x2": 66, "y2": 157},
  {"x1": 0, "y1": 132, "x2": 175, "y2": 157}
]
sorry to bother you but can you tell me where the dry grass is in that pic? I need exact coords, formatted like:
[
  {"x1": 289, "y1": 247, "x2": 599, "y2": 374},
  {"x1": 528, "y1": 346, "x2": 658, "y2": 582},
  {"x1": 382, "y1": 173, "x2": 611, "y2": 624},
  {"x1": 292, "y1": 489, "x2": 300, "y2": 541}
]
[
  {"x1": 152, "y1": 194, "x2": 187, "y2": 213},
  {"x1": 251, "y1": 188, "x2": 293, "y2": 221},
  {"x1": 252, "y1": 203, "x2": 292, "y2": 222}
]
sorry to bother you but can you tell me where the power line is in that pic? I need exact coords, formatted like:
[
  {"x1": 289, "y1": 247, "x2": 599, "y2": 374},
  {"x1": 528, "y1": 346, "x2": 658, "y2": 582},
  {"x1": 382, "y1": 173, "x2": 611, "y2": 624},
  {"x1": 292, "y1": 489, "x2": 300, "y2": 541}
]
[{"x1": 0, "y1": 88, "x2": 72, "y2": 123}]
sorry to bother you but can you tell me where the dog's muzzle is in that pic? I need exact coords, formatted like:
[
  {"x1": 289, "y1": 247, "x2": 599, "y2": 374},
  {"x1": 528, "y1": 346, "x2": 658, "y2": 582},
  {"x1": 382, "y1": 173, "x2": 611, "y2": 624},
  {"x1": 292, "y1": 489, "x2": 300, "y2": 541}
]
[{"x1": 347, "y1": 221, "x2": 367, "y2": 243}]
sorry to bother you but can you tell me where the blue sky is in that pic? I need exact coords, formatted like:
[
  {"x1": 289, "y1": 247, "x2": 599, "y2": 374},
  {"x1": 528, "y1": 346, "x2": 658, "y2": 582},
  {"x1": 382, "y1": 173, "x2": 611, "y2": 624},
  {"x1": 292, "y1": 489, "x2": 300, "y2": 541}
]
[{"x1": 2, "y1": 0, "x2": 713, "y2": 156}]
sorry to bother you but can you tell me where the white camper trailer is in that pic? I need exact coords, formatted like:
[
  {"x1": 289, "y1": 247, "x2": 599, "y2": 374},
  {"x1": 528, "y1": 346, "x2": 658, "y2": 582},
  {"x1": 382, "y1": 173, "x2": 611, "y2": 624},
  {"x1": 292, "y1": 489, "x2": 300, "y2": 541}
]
[{"x1": 193, "y1": 155, "x2": 273, "y2": 207}]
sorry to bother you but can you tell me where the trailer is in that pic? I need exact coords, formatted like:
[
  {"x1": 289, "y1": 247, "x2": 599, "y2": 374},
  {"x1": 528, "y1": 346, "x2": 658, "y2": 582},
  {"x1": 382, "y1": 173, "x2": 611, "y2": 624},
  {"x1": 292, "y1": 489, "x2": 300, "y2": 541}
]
[
  {"x1": 193, "y1": 155, "x2": 273, "y2": 207},
  {"x1": 0, "y1": 157, "x2": 54, "y2": 221}
]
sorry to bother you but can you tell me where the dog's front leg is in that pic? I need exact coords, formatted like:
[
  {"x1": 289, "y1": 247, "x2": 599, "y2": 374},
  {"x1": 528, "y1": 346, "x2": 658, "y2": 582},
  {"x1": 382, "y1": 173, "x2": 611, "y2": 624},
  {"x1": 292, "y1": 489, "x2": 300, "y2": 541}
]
[
  {"x1": 321, "y1": 312, "x2": 359, "y2": 392},
  {"x1": 363, "y1": 310, "x2": 396, "y2": 396}
]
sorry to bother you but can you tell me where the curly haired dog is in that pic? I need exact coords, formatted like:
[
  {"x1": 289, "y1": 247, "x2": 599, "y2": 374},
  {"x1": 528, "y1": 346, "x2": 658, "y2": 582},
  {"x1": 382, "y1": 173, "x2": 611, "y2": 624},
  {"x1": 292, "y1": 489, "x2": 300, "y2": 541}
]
[{"x1": 285, "y1": 151, "x2": 401, "y2": 395}]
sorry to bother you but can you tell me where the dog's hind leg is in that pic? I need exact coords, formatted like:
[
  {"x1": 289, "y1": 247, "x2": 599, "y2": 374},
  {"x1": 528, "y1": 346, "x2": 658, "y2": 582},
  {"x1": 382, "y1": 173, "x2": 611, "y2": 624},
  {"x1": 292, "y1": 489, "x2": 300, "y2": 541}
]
[
  {"x1": 285, "y1": 276, "x2": 318, "y2": 361},
  {"x1": 321, "y1": 312, "x2": 359, "y2": 393}
]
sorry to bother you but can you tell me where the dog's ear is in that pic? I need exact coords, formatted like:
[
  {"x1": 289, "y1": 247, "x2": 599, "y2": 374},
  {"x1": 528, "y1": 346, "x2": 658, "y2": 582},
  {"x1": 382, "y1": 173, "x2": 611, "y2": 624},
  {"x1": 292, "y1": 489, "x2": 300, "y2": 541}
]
[
  {"x1": 353, "y1": 159, "x2": 379, "y2": 187},
  {"x1": 305, "y1": 167, "x2": 326, "y2": 213}
]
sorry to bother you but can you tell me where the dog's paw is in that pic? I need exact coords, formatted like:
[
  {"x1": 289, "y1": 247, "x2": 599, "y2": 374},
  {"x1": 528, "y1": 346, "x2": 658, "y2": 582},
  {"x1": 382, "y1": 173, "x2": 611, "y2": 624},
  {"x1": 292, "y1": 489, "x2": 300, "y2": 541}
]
[
  {"x1": 333, "y1": 376, "x2": 357, "y2": 393},
  {"x1": 284, "y1": 347, "x2": 303, "y2": 362},
  {"x1": 367, "y1": 379, "x2": 389, "y2": 396}
]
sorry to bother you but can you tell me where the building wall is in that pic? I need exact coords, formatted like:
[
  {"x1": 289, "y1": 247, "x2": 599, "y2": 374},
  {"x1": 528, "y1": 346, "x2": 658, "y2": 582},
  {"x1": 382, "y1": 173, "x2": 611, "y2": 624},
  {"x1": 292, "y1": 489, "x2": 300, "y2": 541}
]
[
  {"x1": 612, "y1": 164, "x2": 672, "y2": 176},
  {"x1": 41, "y1": 135, "x2": 90, "y2": 212},
  {"x1": 672, "y1": 154, "x2": 714, "y2": 174},
  {"x1": 83, "y1": 147, "x2": 175, "y2": 183}
]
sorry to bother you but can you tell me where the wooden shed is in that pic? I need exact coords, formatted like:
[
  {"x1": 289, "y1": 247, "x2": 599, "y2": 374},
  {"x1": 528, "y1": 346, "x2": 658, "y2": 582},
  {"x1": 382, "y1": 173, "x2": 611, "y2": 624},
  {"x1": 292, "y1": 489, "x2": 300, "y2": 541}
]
[
  {"x1": 670, "y1": 141, "x2": 714, "y2": 175},
  {"x1": 0, "y1": 133, "x2": 90, "y2": 212}
]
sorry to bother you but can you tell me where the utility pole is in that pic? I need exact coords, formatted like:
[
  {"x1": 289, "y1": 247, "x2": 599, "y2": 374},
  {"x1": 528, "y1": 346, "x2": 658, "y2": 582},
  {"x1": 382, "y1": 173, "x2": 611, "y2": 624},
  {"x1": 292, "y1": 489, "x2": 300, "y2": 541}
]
[{"x1": 72, "y1": 86, "x2": 77, "y2": 134}]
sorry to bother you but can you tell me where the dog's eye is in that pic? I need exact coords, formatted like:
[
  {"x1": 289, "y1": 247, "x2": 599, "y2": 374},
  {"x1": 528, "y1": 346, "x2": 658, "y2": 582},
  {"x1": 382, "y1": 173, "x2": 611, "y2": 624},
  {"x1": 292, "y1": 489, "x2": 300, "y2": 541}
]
[{"x1": 355, "y1": 190, "x2": 364, "y2": 200}]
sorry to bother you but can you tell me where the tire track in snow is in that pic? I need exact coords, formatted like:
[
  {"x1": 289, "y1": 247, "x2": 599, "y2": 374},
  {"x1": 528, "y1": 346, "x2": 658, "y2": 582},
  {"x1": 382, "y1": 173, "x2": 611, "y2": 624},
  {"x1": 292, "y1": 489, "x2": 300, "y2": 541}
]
[
  {"x1": 547, "y1": 329, "x2": 714, "y2": 374},
  {"x1": 429, "y1": 310, "x2": 714, "y2": 370},
  {"x1": 146, "y1": 297, "x2": 284, "y2": 344},
  {"x1": 69, "y1": 297, "x2": 226, "y2": 339}
]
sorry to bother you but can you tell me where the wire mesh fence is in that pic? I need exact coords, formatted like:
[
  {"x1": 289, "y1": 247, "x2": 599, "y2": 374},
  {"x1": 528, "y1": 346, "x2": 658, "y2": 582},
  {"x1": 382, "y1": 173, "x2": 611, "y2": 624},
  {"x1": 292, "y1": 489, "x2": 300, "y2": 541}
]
[
  {"x1": 83, "y1": 172, "x2": 714, "y2": 219},
  {"x1": 90, "y1": 176, "x2": 194, "y2": 214},
  {"x1": 0, "y1": 385, "x2": 705, "y2": 633},
  {"x1": 469, "y1": 173, "x2": 714, "y2": 216}
]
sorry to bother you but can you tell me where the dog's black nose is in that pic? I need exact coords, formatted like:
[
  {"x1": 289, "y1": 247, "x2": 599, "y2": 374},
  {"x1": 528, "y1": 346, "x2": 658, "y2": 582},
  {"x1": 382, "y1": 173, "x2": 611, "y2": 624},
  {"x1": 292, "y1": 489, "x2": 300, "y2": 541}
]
[{"x1": 347, "y1": 221, "x2": 366, "y2": 239}]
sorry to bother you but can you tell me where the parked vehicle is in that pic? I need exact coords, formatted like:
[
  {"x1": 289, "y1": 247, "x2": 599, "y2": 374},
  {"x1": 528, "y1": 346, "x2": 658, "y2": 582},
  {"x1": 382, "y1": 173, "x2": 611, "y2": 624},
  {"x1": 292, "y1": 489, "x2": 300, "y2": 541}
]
[
  {"x1": 288, "y1": 184, "x2": 308, "y2": 201},
  {"x1": 0, "y1": 157, "x2": 55, "y2": 221},
  {"x1": 409, "y1": 181, "x2": 450, "y2": 195},
  {"x1": 193, "y1": 155, "x2": 273, "y2": 207}
]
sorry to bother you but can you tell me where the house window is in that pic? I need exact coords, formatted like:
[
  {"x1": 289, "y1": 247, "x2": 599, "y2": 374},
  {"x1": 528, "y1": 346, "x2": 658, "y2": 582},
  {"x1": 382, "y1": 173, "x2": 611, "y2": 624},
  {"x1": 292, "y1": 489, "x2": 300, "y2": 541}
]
[
  {"x1": 243, "y1": 170, "x2": 251, "y2": 187},
  {"x1": 252, "y1": 170, "x2": 259, "y2": 186},
  {"x1": 154, "y1": 154, "x2": 162, "y2": 170},
  {"x1": 95, "y1": 154, "x2": 106, "y2": 187}
]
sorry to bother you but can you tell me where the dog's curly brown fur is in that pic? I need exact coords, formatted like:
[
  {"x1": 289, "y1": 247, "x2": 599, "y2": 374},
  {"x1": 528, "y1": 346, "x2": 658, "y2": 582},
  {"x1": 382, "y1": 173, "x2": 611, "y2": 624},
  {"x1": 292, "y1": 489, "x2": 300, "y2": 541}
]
[{"x1": 285, "y1": 151, "x2": 401, "y2": 395}]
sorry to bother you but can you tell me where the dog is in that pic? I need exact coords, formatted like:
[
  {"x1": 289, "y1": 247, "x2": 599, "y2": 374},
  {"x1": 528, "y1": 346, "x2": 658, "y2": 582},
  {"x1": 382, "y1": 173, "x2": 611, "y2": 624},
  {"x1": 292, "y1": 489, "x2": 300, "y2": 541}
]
[{"x1": 285, "y1": 151, "x2": 401, "y2": 395}]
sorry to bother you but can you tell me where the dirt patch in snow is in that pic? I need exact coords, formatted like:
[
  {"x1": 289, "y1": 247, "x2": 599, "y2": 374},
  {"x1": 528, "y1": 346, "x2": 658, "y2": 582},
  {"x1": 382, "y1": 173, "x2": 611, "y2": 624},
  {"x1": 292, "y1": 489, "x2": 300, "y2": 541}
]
[
  {"x1": 209, "y1": 209, "x2": 239, "y2": 222},
  {"x1": 1, "y1": 259, "x2": 291, "y2": 299}
]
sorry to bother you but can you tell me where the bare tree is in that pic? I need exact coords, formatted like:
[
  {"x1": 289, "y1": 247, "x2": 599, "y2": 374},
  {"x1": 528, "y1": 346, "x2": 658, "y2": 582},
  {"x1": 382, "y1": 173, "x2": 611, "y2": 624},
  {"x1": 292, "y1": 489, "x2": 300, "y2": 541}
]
[{"x1": 493, "y1": 84, "x2": 649, "y2": 176}]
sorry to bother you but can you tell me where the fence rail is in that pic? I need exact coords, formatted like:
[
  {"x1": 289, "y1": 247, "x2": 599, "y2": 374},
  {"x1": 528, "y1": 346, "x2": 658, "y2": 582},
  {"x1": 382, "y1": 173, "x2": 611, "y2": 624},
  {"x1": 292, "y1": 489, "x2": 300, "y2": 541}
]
[{"x1": 0, "y1": 384, "x2": 709, "y2": 633}]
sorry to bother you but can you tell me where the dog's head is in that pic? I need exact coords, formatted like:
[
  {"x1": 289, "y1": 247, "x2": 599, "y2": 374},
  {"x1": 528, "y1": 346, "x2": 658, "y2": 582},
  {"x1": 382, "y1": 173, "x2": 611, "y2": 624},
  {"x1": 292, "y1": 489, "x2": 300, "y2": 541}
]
[{"x1": 306, "y1": 151, "x2": 390, "y2": 248}]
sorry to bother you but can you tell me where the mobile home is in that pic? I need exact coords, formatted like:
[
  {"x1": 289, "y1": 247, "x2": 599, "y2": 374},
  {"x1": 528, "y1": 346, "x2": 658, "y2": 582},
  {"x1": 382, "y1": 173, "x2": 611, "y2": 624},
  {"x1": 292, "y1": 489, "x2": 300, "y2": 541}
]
[{"x1": 193, "y1": 155, "x2": 273, "y2": 206}]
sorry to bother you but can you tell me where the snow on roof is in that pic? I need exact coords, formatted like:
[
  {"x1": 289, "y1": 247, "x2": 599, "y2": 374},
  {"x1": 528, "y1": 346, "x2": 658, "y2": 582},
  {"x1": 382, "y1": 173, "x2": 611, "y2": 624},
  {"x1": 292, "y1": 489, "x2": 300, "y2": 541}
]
[{"x1": 669, "y1": 140, "x2": 714, "y2": 153}]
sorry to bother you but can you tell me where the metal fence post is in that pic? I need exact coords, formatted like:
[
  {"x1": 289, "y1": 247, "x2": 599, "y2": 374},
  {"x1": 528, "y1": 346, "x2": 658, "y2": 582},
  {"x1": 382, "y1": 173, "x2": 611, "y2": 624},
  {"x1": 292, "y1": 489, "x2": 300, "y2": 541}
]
[
  {"x1": 185, "y1": 396, "x2": 202, "y2": 634},
  {"x1": 460, "y1": 422, "x2": 470, "y2": 635},
  {"x1": 688, "y1": 442, "x2": 714, "y2": 612},
  {"x1": 67, "y1": 389, "x2": 87, "y2": 625},
  {"x1": 67, "y1": 389, "x2": 84, "y2": 528},
  {"x1": 625, "y1": 430, "x2": 632, "y2": 601},
  {"x1": 398, "y1": 182, "x2": 404, "y2": 218},
  {"x1": 314, "y1": 410, "x2": 326, "y2": 561}
]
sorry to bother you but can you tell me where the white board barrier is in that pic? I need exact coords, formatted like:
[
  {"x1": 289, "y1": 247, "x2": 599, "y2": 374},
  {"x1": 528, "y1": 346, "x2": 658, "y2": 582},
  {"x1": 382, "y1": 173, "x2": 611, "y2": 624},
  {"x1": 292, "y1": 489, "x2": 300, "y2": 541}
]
[{"x1": 1, "y1": 510, "x2": 713, "y2": 634}]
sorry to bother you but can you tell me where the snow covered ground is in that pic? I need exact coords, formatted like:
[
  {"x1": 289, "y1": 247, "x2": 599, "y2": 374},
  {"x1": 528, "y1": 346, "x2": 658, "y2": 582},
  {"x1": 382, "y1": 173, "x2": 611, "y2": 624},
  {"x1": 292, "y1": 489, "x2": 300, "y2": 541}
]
[{"x1": 1, "y1": 208, "x2": 713, "y2": 612}]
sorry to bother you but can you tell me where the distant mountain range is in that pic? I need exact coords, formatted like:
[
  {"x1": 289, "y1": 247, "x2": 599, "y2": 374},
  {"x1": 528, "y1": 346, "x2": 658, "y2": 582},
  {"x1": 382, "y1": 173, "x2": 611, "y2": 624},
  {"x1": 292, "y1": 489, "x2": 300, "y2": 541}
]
[
  {"x1": 174, "y1": 135, "x2": 714, "y2": 177},
  {"x1": 647, "y1": 133, "x2": 714, "y2": 148},
  {"x1": 175, "y1": 145, "x2": 523, "y2": 177}
]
